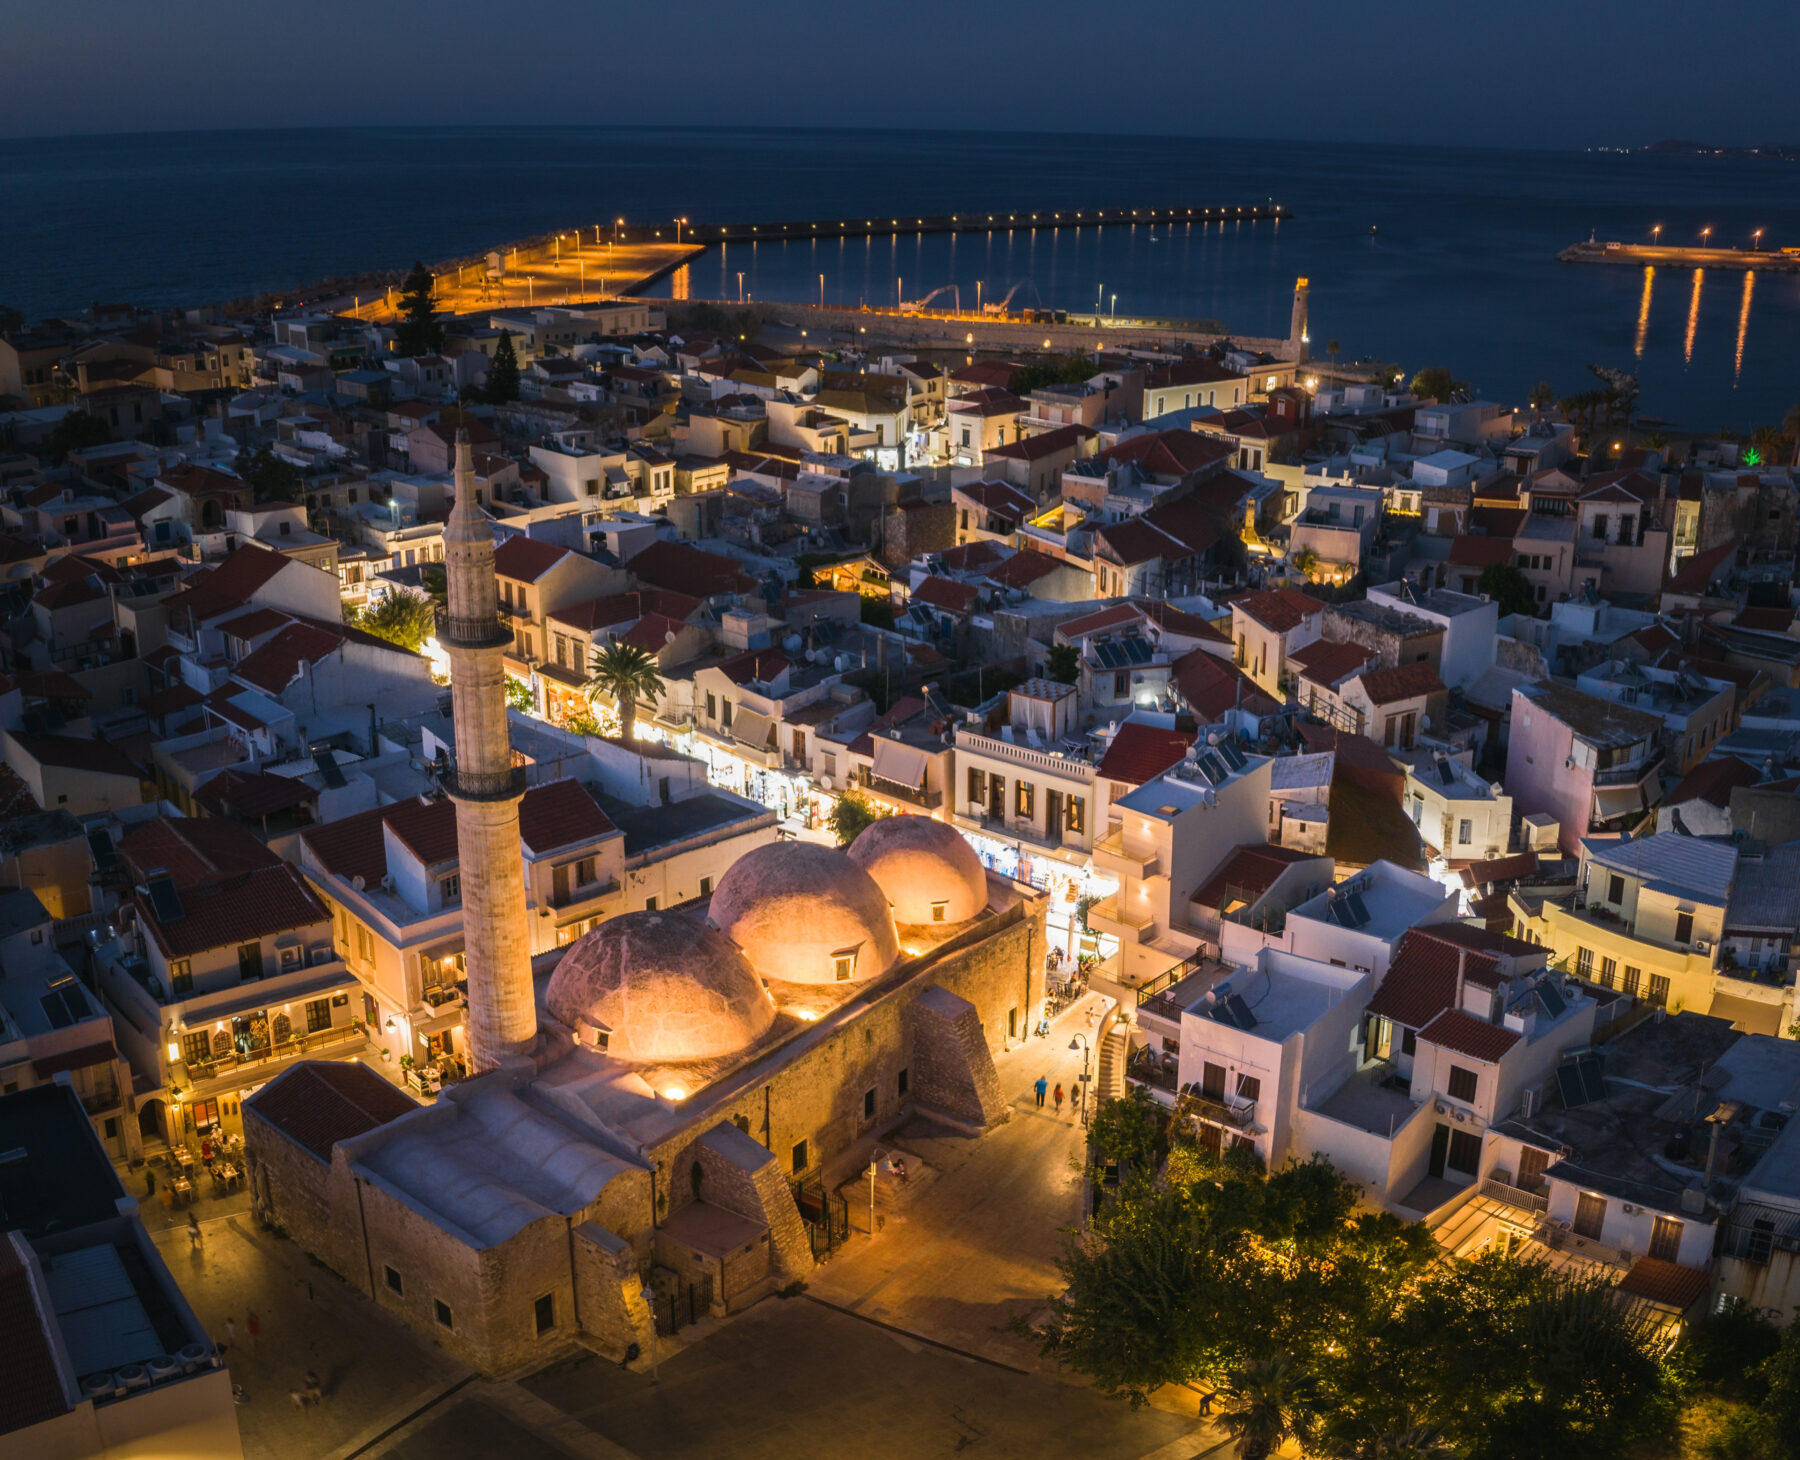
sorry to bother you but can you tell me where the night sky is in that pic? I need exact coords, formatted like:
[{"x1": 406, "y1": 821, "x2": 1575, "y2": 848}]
[{"x1": 4, "y1": 0, "x2": 1797, "y2": 149}]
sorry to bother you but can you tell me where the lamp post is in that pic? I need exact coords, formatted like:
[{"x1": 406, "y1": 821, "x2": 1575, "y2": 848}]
[
  {"x1": 639, "y1": 1287, "x2": 660, "y2": 1382},
  {"x1": 675, "y1": 217, "x2": 687, "y2": 245},
  {"x1": 1753, "y1": 228, "x2": 1764, "y2": 251},
  {"x1": 1069, "y1": 1034, "x2": 1091, "y2": 1127},
  {"x1": 868, "y1": 1156, "x2": 878, "y2": 1238},
  {"x1": 1701, "y1": 226, "x2": 1712, "y2": 245},
  {"x1": 1651, "y1": 224, "x2": 1661, "y2": 244},
  {"x1": 737, "y1": 272, "x2": 745, "y2": 304}
]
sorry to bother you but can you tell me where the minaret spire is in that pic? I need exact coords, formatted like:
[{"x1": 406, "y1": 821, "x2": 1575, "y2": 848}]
[{"x1": 442, "y1": 428, "x2": 538, "y2": 1069}]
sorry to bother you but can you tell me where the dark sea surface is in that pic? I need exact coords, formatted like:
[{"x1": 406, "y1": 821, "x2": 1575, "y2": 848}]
[{"x1": 3, "y1": 126, "x2": 1798, "y2": 429}]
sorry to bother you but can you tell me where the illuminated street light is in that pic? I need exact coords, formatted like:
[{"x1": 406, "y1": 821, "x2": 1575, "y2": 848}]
[
  {"x1": 1701, "y1": 226, "x2": 1712, "y2": 243},
  {"x1": 674, "y1": 217, "x2": 687, "y2": 244},
  {"x1": 1069, "y1": 1034, "x2": 1091, "y2": 1127},
  {"x1": 1753, "y1": 228, "x2": 1764, "y2": 250},
  {"x1": 1651, "y1": 224, "x2": 1661, "y2": 244}
]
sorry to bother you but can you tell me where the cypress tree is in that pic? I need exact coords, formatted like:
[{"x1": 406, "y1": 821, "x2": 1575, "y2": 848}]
[
  {"x1": 394, "y1": 260, "x2": 444, "y2": 357},
  {"x1": 486, "y1": 330, "x2": 520, "y2": 403}
]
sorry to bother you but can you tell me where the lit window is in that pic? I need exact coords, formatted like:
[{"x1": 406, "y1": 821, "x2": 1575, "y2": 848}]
[
  {"x1": 931, "y1": 901, "x2": 948, "y2": 923},
  {"x1": 833, "y1": 948, "x2": 857, "y2": 982}
]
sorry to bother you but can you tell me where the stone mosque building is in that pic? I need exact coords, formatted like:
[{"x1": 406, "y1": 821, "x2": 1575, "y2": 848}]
[{"x1": 243, "y1": 437, "x2": 1047, "y2": 1376}]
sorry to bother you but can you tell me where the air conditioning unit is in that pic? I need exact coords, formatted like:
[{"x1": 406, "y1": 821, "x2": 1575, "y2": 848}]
[
  {"x1": 1434, "y1": 1101, "x2": 1448, "y2": 1116},
  {"x1": 1519, "y1": 1084, "x2": 1542, "y2": 1118},
  {"x1": 1454, "y1": 1110, "x2": 1468, "y2": 1123},
  {"x1": 818, "y1": 774, "x2": 833, "y2": 791},
  {"x1": 1694, "y1": 939, "x2": 1711, "y2": 954},
  {"x1": 1622, "y1": 1203, "x2": 1637, "y2": 1214},
  {"x1": 1485, "y1": 848, "x2": 1500, "y2": 860}
]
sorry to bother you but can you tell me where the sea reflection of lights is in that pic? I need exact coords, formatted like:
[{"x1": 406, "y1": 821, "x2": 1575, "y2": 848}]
[
  {"x1": 1683, "y1": 269, "x2": 1704, "y2": 364},
  {"x1": 1733, "y1": 270, "x2": 1756, "y2": 386},
  {"x1": 1633, "y1": 266, "x2": 1655, "y2": 359}
]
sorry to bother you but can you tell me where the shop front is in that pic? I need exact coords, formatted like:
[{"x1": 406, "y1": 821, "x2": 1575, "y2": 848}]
[{"x1": 958, "y1": 829, "x2": 1119, "y2": 969}]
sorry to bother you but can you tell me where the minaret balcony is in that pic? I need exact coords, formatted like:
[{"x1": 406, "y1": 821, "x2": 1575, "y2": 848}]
[
  {"x1": 438, "y1": 610, "x2": 515, "y2": 650},
  {"x1": 444, "y1": 763, "x2": 528, "y2": 801}
]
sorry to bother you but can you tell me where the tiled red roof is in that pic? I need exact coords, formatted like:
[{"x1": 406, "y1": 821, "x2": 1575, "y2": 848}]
[
  {"x1": 1137, "y1": 599, "x2": 1230, "y2": 643},
  {"x1": 913, "y1": 577, "x2": 980, "y2": 615},
  {"x1": 1289, "y1": 639, "x2": 1377, "y2": 688},
  {"x1": 142, "y1": 683, "x2": 204, "y2": 717},
  {"x1": 160, "y1": 542, "x2": 292, "y2": 622},
  {"x1": 192, "y1": 767, "x2": 320, "y2": 820},
  {"x1": 985, "y1": 548, "x2": 1063, "y2": 589},
  {"x1": 1143, "y1": 357, "x2": 1242, "y2": 389},
  {"x1": 1097, "y1": 493, "x2": 1223, "y2": 567},
  {"x1": 1101, "y1": 429, "x2": 1233, "y2": 478},
  {"x1": 1665, "y1": 756, "x2": 1761, "y2": 810},
  {"x1": 947, "y1": 386, "x2": 1025, "y2": 417},
  {"x1": 1172, "y1": 647, "x2": 1279, "y2": 721},
  {"x1": 1616, "y1": 1257, "x2": 1711, "y2": 1311},
  {"x1": 301, "y1": 799, "x2": 417, "y2": 886},
  {"x1": 1631, "y1": 623, "x2": 1679, "y2": 655},
  {"x1": 1353, "y1": 662, "x2": 1446, "y2": 705},
  {"x1": 1667, "y1": 540, "x2": 1737, "y2": 596},
  {"x1": 246, "y1": 1061, "x2": 417, "y2": 1163},
  {"x1": 716, "y1": 649, "x2": 790, "y2": 686},
  {"x1": 1364, "y1": 924, "x2": 1540, "y2": 1029},
  {"x1": 32, "y1": 1039, "x2": 116, "y2": 1080},
  {"x1": 1235, "y1": 587, "x2": 1324, "y2": 635},
  {"x1": 493, "y1": 534, "x2": 569, "y2": 584},
  {"x1": 620, "y1": 611, "x2": 688, "y2": 654},
  {"x1": 1448, "y1": 536, "x2": 1516, "y2": 568},
  {"x1": 136, "y1": 862, "x2": 328, "y2": 959},
  {"x1": 233, "y1": 621, "x2": 353, "y2": 695},
  {"x1": 1096, "y1": 722, "x2": 1195, "y2": 785},
  {"x1": 1454, "y1": 852, "x2": 1541, "y2": 887},
  {"x1": 119, "y1": 816, "x2": 279, "y2": 887},
  {"x1": 383, "y1": 797, "x2": 459, "y2": 868},
  {"x1": 1192, "y1": 844, "x2": 1323, "y2": 912},
  {"x1": 31, "y1": 577, "x2": 107, "y2": 611},
  {"x1": 519, "y1": 779, "x2": 615, "y2": 854},
  {"x1": 1056, "y1": 604, "x2": 1145, "y2": 641},
  {"x1": 0, "y1": 1249, "x2": 69, "y2": 1435},
  {"x1": 551, "y1": 589, "x2": 700, "y2": 634},
  {"x1": 6, "y1": 733, "x2": 142, "y2": 780},
  {"x1": 935, "y1": 540, "x2": 1009, "y2": 573},
  {"x1": 1419, "y1": 1007, "x2": 1520, "y2": 1063},
  {"x1": 984, "y1": 424, "x2": 1095, "y2": 463},
  {"x1": 1733, "y1": 606, "x2": 1795, "y2": 633},
  {"x1": 219, "y1": 607, "x2": 293, "y2": 640},
  {"x1": 628, "y1": 538, "x2": 757, "y2": 598},
  {"x1": 951, "y1": 361, "x2": 1024, "y2": 390},
  {"x1": 955, "y1": 481, "x2": 1037, "y2": 516}
]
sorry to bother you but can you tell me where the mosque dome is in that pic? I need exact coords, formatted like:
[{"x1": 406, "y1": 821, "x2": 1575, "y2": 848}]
[
  {"x1": 846, "y1": 816, "x2": 989, "y2": 926},
  {"x1": 546, "y1": 911, "x2": 776, "y2": 1063},
  {"x1": 707, "y1": 841, "x2": 899, "y2": 985}
]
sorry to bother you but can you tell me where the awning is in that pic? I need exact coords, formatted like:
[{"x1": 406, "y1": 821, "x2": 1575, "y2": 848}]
[
  {"x1": 1707, "y1": 991, "x2": 1785, "y2": 1037},
  {"x1": 871, "y1": 737, "x2": 932, "y2": 789},
  {"x1": 732, "y1": 708, "x2": 775, "y2": 751},
  {"x1": 1593, "y1": 785, "x2": 1644, "y2": 820},
  {"x1": 33, "y1": 1041, "x2": 116, "y2": 1080}
]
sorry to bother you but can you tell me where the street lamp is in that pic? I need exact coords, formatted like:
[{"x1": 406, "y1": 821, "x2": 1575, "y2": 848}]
[
  {"x1": 737, "y1": 271, "x2": 745, "y2": 304},
  {"x1": 1753, "y1": 228, "x2": 1764, "y2": 250},
  {"x1": 674, "y1": 217, "x2": 687, "y2": 245},
  {"x1": 867, "y1": 1156, "x2": 878, "y2": 1238},
  {"x1": 1701, "y1": 226, "x2": 1712, "y2": 244},
  {"x1": 1651, "y1": 224, "x2": 1661, "y2": 244},
  {"x1": 1069, "y1": 1035, "x2": 1091, "y2": 1127},
  {"x1": 819, "y1": 272, "x2": 825, "y2": 307}
]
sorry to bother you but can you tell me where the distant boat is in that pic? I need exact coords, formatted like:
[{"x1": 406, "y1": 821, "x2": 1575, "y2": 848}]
[{"x1": 1369, "y1": 224, "x2": 1378, "y2": 236}]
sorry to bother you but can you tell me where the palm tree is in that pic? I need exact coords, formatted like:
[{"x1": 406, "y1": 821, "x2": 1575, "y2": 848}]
[
  {"x1": 1326, "y1": 339, "x2": 1341, "y2": 371},
  {"x1": 583, "y1": 640, "x2": 664, "y2": 741},
  {"x1": 1783, "y1": 402, "x2": 1800, "y2": 467},
  {"x1": 1529, "y1": 380, "x2": 1555, "y2": 425},
  {"x1": 1215, "y1": 1354, "x2": 1308, "y2": 1460}
]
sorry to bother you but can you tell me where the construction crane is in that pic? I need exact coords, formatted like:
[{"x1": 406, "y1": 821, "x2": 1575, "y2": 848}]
[
  {"x1": 900, "y1": 284, "x2": 960, "y2": 315},
  {"x1": 982, "y1": 278, "x2": 1040, "y2": 316}
]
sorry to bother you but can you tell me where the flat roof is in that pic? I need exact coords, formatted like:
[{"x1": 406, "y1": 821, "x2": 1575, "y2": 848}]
[{"x1": 0, "y1": 1085, "x2": 124, "y2": 1238}]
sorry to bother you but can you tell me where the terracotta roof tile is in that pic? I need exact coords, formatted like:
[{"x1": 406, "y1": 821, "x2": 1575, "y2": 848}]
[
  {"x1": 118, "y1": 816, "x2": 279, "y2": 887},
  {"x1": 1364, "y1": 924, "x2": 1540, "y2": 1029},
  {"x1": 246, "y1": 1061, "x2": 417, "y2": 1163},
  {"x1": 1353, "y1": 662, "x2": 1445, "y2": 705},
  {"x1": 1616, "y1": 1256, "x2": 1711, "y2": 1311},
  {"x1": 1096, "y1": 723, "x2": 1195, "y2": 785},
  {"x1": 1289, "y1": 639, "x2": 1377, "y2": 688},
  {"x1": 518, "y1": 779, "x2": 615, "y2": 854},
  {"x1": 1234, "y1": 588, "x2": 1323, "y2": 635},
  {"x1": 6, "y1": 732, "x2": 142, "y2": 780},
  {"x1": 1419, "y1": 1007, "x2": 1520, "y2": 1063},
  {"x1": 912, "y1": 577, "x2": 980, "y2": 615},
  {"x1": 493, "y1": 534, "x2": 569, "y2": 584},
  {"x1": 135, "y1": 862, "x2": 327, "y2": 959},
  {"x1": 1193, "y1": 844, "x2": 1323, "y2": 912},
  {"x1": 1448, "y1": 535, "x2": 1517, "y2": 568}
]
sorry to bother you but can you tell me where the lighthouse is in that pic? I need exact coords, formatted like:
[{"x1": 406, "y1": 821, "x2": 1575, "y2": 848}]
[
  {"x1": 441, "y1": 430, "x2": 538, "y2": 1069},
  {"x1": 1290, "y1": 277, "x2": 1311, "y2": 364}
]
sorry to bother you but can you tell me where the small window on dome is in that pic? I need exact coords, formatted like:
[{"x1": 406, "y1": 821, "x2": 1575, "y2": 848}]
[
  {"x1": 930, "y1": 901, "x2": 948, "y2": 923},
  {"x1": 588, "y1": 1025, "x2": 609, "y2": 1051},
  {"x1": 833, "y1": 948, "x2": 858, "y2": 982}
]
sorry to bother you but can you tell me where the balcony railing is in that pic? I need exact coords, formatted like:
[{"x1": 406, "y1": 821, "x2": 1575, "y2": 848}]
[
  {"x1": 444, "y1": 763, "x2": 528, "y2": 800},
  {"x1": 1591, "y1": 749, "x2": 1664, "y2": 786},
  {"x1": 1184, "y1": 1090, "x2": 1258, "y2": 1129},
  {"x1": 1481, "y1": 1176, "x2": 1550, "y2": 1214},
  {"x1": 859, "y1": 770, "x2": 943, "y2": 810},
  {"x1": 1089, "y1": 893, "x2": 1154, "y2": 930},
  {"x1": 436, "y1": 610, "x2": 514, "y2": 649},
  {"x1": 176, "y1": 1022, "x2": 364, "y2": 1085},
  {"x1": 1093, "y1": 829, "x2": 1159, "y2": 878}
]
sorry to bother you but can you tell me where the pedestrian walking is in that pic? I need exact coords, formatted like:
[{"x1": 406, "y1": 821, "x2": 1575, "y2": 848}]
[
  {"x1": 145, "y1": 1168, "x2": 157, "y2": 1198},
  {"x1": 289, "y1": 1390, "x2": 308, "y2": 1411},
  {"x1": 1053, "y1": 1083, "x2": 1065, "y2": 1115},
  {"x1": 303, "y1": 1370, "x2": 322, "y2": 1405},
  {"x1": 224, "y1": 1316, "x2": 236, "y2": 1350},
  {"x1": 187, "y1": 1212, "x2": 202, "y2": 1249},
  {"x1": 246, "y1": 1310, "x2": 260, "y2": 1352},
  {"x1": 1034, "y1": 1075, "x2": 1048, "y2": 1108}
]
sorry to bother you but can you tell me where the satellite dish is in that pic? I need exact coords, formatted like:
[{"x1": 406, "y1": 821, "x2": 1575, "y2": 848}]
[{"x1": 1419, "y1": 714, "x2": 1432, "y2": 731}]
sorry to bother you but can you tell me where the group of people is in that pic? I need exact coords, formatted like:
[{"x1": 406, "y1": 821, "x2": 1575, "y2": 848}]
[{"x1": 1032, "y1": 1076, "x2": 1069, "y2": 1114}]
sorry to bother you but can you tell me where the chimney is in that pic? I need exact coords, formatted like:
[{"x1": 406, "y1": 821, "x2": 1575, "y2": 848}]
[{"x1": 1455, "y1": 947, "x2": 1468, "y2": 1013}]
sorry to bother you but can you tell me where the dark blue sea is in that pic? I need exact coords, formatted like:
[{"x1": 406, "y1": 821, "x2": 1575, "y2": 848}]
[{"x1": 4, "y1": 126, "x2": 1798, "y2": 431}]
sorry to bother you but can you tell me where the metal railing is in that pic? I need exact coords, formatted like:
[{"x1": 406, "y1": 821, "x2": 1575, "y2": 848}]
[
  {"x1": 444, "y1": 764, "x2": 528, "y2": 800},
  {"x1": 1481, "y1": 1176, "x2": 1550, "y2": 1214},
  {"x1": 1592, "y1": 749, "x2": 1664, "y2": 786},
  {"x1": 858, "y1": 770, "x2": 943, "y2": 810},
  {"x1": 436, "y1": 610, "x2": 514, "y2": 648}
]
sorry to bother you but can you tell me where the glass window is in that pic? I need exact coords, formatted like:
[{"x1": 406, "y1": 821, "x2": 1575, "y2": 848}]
[
  {"x1": 1447, "y1": 1066, "x2": 1478, "y2": 1102},
  {"x1": 1648, "y1": 974, "x2": 1671, "y2": 1008},
  {"x1": 1623, "y1": 965, "x2": 1642, "y2": 997},
  {"x1": 385, "y1": 1266, "x2": 403, "y2": 1295},
  {"x1": 1015, "y1": 781, "x2": 1034, "y2": 820},
  {"x1": 171, "y1": 959, "x2": 193, "y2": 995},
  {"x1": 305, "y1": 998, "x2": 332, "y2": 1033},
  {"x1": 1675, "y1": 911, "x2": 1694, "y2": 945},
  {"x1": 1608, "y1": 874, "x2": 1625, "y2": 904},
  {"x1": 534, "y1": 1294, "x2": 555, "y2": 1336},
  {"x1": 1600, "y1": 957, "x2": 1617, "y2": 988},
  {"x1": 435, "y1": 1300, "x2": 454, "y2": 1330}
]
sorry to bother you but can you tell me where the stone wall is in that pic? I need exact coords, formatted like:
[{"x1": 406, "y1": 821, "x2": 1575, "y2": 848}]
[
  {"x1": 883, "y1": 500, "x2": 954, "y2": 571},
  {"x1": 689, "y1": 1123, "x2": 814, "y2": 1280},
  {"x1": 908, "y1": 987, "x2": 1009, "y2": 1129},
  {"x1": 1322, "y1": 605, "x2": 1444, "y2": 674},
  {"x1": 572, "y1": 1222, "x2": 657, "y2": 1358},
  {"x1": 243, "y1": 1110, "x2": 363, "y2": 1287}
]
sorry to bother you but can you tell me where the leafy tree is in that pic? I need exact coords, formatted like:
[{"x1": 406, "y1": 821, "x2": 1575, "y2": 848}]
[
  {"x1": 1086, "y1": 1084, "x2": 1165, "y2": 1171},
  {"x1": 1292, "y1": 547, "x2": 1320, "y2": 578},
  {"x1": 1326, "y1": 339, "x2": 1341, "y2": 369},
  {"x1": 584, "y1": 640, "x2": 664, "y2": 741},
  {"x1": 1528, "y1": 380, "x2": 1556, "y2": 424},
  {"x1": 40, "y1": 408, "x2": 113, "y2": 463},
  {"x1": 1011, "y1": 352, "x2": 1098, "y2": 396},
  {"x1": 234, "y1": 443, "x2": 302, "y2": 503},
  {"x1": 1408, "y1": 366, "x2": 1461, "y2": 403},
  {"x1": 827, "y1": 790, "x2": 888, "y2": 846},
  {"x1": 504, "y1": 675, "x2": 534, "y2": 713},
  {"x1": 1046, "y1": 643, "x2": 1081, "y2": 684},
  {"x1": 1476, "y1": 562, "x2": 1537, "y2": 619},
  {"x1": 351, "y1": 592, "x2": 436, "y2": 653},
  {"x1": 485, "y1": 330, "x2": 520, "y2": 403},
  {"x1": 859, "y1": 595, "x2": 895, "y2": 631},
  {"x1": 394, "y1": 260, "x2": 444, "y2": 357}
]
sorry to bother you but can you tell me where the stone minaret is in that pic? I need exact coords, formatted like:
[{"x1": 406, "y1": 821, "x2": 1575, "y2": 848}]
[{"x1": 442, "y1": 430, "x2": 538, "y2": 1070}]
